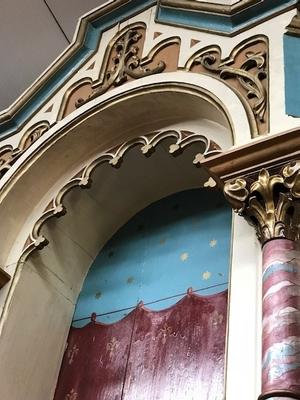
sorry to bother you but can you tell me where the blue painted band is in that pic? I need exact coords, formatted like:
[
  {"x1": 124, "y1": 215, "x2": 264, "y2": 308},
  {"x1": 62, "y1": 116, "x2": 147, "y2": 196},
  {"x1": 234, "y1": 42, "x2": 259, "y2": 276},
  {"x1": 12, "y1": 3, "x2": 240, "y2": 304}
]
[
  {"x1": 263, "y1": 262, "x2": 299, "y2": 282},
  {"x1": 284, "y1": 33, "x2": 300, "y2": 117},
  {"x1": 157, "y1": 0, "x2": 297, "y2": 34}
]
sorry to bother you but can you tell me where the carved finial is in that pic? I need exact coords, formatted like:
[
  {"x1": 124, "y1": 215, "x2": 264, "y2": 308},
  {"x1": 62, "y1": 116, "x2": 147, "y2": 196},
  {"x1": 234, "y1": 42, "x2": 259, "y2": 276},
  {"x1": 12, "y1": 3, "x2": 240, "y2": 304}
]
[
  {"x1": 224, "y1": 161, "x2": 300, "y2": 244},
  {"x1": 187, "y1": 287, "x2": 193, "y2": 295}
]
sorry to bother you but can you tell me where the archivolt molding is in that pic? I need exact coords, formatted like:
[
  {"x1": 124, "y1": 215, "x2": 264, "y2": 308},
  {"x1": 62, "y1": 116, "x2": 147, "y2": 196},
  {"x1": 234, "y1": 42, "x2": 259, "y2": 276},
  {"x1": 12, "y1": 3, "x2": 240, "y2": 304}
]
[
  {"x1": 0, "y1": 75, "x2": 252, "y2": 192},
  {"x1": 0, "y1": 121, "x2": 49, "y2": 179},
  {"x1": 0, "y1": 23, "x2": 265, "y2": 175},
  {"x1": 185, "y1": 35, "x2": 269, "y2": 136},
  {"x1": 59, "y1": 28, "x2": 267, "y2": 136},
  {"x1": 19, "y1": 130, "x2": 221, "y2": 263}
]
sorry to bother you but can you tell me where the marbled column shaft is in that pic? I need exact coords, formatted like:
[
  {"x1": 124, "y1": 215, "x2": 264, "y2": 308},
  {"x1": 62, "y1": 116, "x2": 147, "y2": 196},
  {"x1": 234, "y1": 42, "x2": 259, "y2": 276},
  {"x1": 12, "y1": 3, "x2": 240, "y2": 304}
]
[{"x1": 261, "y1": 239, "x2": 300, "y2": 400}]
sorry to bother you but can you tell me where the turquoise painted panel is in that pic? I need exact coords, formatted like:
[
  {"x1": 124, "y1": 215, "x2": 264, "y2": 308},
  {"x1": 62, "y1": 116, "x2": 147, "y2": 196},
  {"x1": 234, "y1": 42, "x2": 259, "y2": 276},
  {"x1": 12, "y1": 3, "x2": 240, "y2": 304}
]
[
  {"x1": 284, "y1": 33, "x2": 300, "y2": 117},
  {"x1": 73, "y1": 189, "x2": 232, "y2": 327}
]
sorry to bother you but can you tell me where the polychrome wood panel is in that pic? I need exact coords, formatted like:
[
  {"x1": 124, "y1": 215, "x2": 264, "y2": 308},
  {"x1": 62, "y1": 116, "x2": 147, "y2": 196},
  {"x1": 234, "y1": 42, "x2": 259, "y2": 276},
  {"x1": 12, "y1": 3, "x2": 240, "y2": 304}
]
[
  {"x1": 53, "y1": 312, "x2": 135, "y2": 400},
  {"x1": 73, "y1": 189, "x2": 231, "y2": 326},
  {"x1": 123, "y1": 291, "x2": 227, "y2": 400},
  {"x1": 54, "y1": 291, "x2": 227, "y2": 400}
]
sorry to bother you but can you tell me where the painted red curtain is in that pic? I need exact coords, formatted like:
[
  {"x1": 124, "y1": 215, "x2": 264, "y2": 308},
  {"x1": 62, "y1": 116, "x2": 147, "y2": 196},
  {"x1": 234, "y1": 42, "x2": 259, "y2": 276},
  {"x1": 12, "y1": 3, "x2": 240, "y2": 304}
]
[{"x1": 54, "y1": 291, "x2": 227, "y2": 400}]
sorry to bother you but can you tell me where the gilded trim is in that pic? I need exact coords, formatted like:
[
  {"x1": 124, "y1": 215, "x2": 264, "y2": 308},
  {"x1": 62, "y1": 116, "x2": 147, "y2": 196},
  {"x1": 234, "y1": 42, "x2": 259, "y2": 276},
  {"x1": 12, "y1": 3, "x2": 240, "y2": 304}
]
[{"x1": 224, "y1": 161, "x2": 300, "y2": 244}]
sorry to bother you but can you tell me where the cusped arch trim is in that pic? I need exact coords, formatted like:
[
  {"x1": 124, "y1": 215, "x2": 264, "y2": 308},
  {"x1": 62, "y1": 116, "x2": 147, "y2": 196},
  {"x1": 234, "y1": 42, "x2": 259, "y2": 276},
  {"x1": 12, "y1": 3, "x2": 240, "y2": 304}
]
[
  {"x1": 0, "y1": 128, "x2": 221, "y2": 334},
  {"x1": 0, "y1": 72, "x2": 252, "y2": 198},
  {"x1": 20, "y1": 129, "x2": 221, "y2": 263}
]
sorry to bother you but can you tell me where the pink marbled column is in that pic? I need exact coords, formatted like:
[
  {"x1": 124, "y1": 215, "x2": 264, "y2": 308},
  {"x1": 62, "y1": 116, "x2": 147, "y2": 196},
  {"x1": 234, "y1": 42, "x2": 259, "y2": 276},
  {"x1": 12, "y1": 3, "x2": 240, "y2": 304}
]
[{"x1": 260, "y1": 239, "x2": 300, "y2": 400}]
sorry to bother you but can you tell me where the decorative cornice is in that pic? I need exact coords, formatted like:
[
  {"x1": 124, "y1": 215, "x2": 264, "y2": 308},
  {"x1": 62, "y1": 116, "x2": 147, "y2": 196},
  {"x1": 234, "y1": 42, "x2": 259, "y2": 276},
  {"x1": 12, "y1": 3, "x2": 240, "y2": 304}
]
[
  {"x1": 20, "y1": 130, "x2": 220, "y2": 262},
  {"x1": 159, "y1": 0, "x2": 262, "y2": 15},
  {"x1": 224, "y1": 161, "x2": 300, "y2": 244},
  {"x1": 200, "y1": 127, "x2": 300, "y2": 183},
  {"x1": 157, "y1": 0, "x2": 297, "y2": 36}
]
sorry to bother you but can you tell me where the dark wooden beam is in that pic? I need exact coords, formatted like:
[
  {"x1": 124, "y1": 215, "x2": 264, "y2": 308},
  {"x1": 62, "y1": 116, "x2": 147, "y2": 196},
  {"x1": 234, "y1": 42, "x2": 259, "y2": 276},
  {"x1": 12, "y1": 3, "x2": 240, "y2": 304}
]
[{"x1": 201, "y1": 127, "x2": 300, "y2": 184}]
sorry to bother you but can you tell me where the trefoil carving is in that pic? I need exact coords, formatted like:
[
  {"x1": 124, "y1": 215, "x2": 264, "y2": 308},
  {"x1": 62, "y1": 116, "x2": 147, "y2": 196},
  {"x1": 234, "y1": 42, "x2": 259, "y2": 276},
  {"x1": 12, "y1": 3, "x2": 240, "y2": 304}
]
[{"x1": 20, "y1": 130, "x2": 221, "y2": 262}]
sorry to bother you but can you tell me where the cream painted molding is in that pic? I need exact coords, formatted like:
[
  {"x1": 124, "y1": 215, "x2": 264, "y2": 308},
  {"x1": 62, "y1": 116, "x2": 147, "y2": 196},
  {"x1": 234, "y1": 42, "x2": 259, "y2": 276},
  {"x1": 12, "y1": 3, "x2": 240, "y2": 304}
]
[{"x1": 0, "y1": 72, "x2": 252, "y2": 200}]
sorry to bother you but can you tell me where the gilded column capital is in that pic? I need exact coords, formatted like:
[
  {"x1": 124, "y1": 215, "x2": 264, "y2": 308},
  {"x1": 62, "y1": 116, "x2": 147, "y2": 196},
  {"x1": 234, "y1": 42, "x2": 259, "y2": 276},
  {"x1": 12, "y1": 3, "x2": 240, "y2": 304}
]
[{"x1": 224, "y1": 160, "x2": 300, "y2": 244}]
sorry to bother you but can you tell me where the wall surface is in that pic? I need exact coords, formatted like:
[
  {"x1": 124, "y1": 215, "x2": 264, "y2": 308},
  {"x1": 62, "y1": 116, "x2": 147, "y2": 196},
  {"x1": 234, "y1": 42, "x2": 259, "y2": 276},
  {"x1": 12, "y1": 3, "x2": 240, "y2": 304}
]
[{"x1": 73, "y1": 188, "x2": 232, "y2": 326}]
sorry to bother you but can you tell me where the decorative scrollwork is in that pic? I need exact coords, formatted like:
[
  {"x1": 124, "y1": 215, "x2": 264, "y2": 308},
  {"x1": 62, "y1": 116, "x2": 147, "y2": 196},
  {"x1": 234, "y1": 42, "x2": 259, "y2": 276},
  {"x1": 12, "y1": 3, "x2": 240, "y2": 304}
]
[
  {"x1": 0, "y1": 122, "x2": 49, "y2": 179},
  {"x1": 76, "y1": 24, "x2": 166, "y2": 107},
  {"x1": 224, "y1": 161, "x2": 300, "y2": 244},
  {"x1": 20, "y1": 130, "x2": 221, "y2": 262},
  {"x1": 186, "y1": 36, "x2": 268, "y2": 136}
]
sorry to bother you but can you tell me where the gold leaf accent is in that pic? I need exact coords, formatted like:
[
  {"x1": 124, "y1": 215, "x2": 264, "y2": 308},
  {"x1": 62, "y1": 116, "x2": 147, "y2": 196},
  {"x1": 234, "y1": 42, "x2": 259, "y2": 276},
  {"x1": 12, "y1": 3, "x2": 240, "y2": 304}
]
[
  {"x1": 67, "y1": 344, "x2": 79, "y2": 365},
  {"x1": 160, "y1": 323, "x2": 173, "y2": 344},
  {"x1": 282, "y1": 161, "x2": 300, "y2": 198},
  {"x1": 65, "y1": 389, "x2": 78, "y2": 400},
  {"x1": 180, "y1": 252, "x2": 189, "y2": 261},
  {"x1": 212, "y1": 311, "x2": 224, "y2": 326},
  {"x1": 202, "y1": 271, "x2": 211, "y2": 280},
  {"x1": 224, "y1": 178, "x2": 249, "y2": 212},
  {"x1": 224, "y1": 161, "x2": 300, "y2": 244},
  {"x1": 106, "y1": 337, "x2": 119, "y2": 355}
]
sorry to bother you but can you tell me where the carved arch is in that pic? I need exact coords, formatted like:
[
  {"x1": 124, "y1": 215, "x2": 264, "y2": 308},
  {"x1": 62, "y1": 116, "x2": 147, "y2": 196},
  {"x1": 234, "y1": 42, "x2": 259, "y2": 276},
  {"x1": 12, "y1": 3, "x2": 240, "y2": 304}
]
[{"x1": 20, "y1": 129, "x2": 221, "y2": 262}]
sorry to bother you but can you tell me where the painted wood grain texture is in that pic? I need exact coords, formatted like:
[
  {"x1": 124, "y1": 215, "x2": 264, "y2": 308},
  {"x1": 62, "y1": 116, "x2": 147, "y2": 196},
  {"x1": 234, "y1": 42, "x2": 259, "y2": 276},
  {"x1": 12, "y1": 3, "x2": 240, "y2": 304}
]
[
  {"x1": 54, "y1": 291, "x2": 227, "y2": 400},
  {"x1": 261, "y1": 239, "x2": 300, "y2": 397},
  {"x1": 54, "y1": 311, "x2": 135, "y2": 400}
]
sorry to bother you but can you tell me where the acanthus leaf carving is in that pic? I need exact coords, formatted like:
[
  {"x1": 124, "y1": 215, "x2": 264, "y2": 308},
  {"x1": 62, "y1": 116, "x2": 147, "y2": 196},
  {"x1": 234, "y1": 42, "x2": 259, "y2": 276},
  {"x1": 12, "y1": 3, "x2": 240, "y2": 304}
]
[
  {"x1": 186, "y1": 36, "x2": 268, "y2": 136},
  {"x1": 76, "y1": 25, "x2": 167, "y2": 107},
  {"x1": 224, "y1": 161, "x2": 300, "y2": 244}
]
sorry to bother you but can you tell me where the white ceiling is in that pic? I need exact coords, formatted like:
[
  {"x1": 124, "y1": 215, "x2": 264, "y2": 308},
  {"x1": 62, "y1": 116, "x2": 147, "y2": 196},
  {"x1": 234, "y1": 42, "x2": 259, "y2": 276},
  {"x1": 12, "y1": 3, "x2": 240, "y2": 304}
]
[{"x1": 0, "y1": 0, "x2": 106, "y2": 111}]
